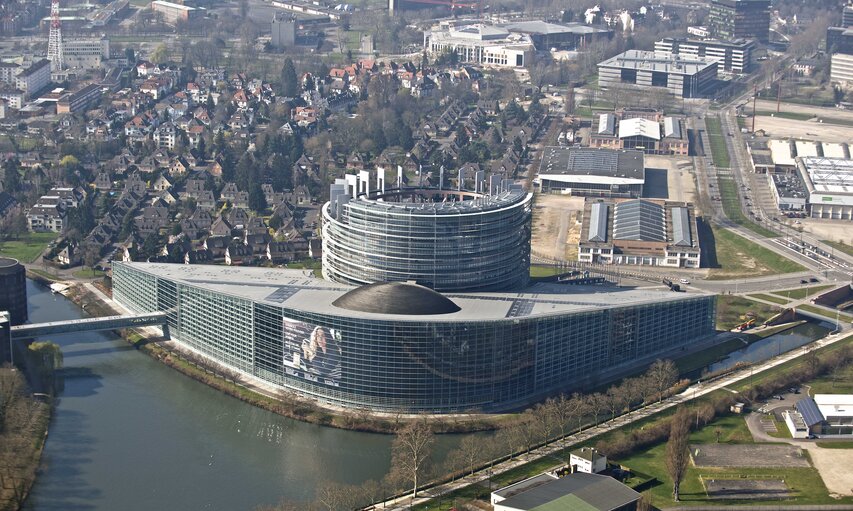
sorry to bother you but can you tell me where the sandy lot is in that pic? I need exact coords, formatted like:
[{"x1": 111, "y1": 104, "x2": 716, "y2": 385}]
[
  {"x1": 531, "y1": 194, "x2": 584, "y2": 261},
  {"x1": 802, "y1": 444, "x2": 853, "y2": 497},
  {"x1": 750, "y1": 115, "x2": 853, "y2": 143},
  {"x1": 790, "y1": 219, "x2": 853, "y2": 244},
  {"x1": 755, "y1": 100, "x2": 853, "y2": 121},
  {"x1": 644, "y1": 155, "x2": 697, "y2": 203}
]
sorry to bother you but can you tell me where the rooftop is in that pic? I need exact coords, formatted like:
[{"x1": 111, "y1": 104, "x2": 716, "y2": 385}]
[
  {"x1": 771, "y1": 173, "x2": 807, "y2": 199},
  {"x1": 495, "y1": 473, "x2": 640, "y2": 511},
  {"x1": 599, "y1": 50, "x2": 717, "y2": 75},
  {"x1": 347, "y1": 188, "x2": 531, "y2": 216},
  {"x1": 799, "y1": 157, "x2": 853, "y2": 195},
  {"x1": 538, "y1": 147, "x2": 645, "y2": 185},
  {"x1": 502, "y1": 20, "x2": 610, "y2": 36},
  {"x1": 815, "y1": 394, "x2": 853, "y2": 419},
  {"x1": 116, "y1": 262, "x2": 710, "y2": 322}
]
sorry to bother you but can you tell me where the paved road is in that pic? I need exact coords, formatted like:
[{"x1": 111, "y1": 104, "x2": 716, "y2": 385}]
[{"x1": 373, "y1": 326, "x2": 853, "y2": 511}]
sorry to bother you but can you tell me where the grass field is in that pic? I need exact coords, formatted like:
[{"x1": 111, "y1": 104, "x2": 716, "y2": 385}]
[
  {"x1": 747, "y1": 294, "x2": 790, "y2": 305},
  {"x1": 716, "y1": 177, "x2": 778, "y2": 237},
  {"x1": 822, "y1": 240, "x2": 853, "y2": 257},
  {"x1": 815, "y1": 441, "x2": 853, "y2": 449},
  {"x1": 716, "y1": 295, "x2": 780, "y2": 330},
  {"x1": 72, "y1": 268, "x2": 106, "y2": 279},
  {"x1": 530, "y1": 265, "x2": 563, "y2": 278},
  {"x1": 755, "y1": 110, "x2": 815, "y2": 121},
  {"x1": 770, "y1": 285, "x2": 835, "y2": 301},
  {"x1": 797, "y1": 304, "x2": 853, "y2": 324},
  {"x1": 705, "y1": 116, "x2": 731, "y2": 168},
  {"x1": 0, "y1": 232, "x2": 58, "y2": 263},
  {"x1": 707, "y1": 227, "x2": 804, "y2": 280}
]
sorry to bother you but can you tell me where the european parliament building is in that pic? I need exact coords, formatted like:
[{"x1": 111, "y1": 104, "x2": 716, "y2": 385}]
[{"x1": 112, "y1": 174, "x2": 716, "y2": 413}]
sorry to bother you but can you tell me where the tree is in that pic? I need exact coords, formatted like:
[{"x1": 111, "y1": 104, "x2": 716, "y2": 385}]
[
  {"x1": 82, "y1": 243, "x2": 101, "y2": 274},
  {"x1": 281, "y1": 58, "x2": 298, "y2": 98},
  {"x1": 665, "y1": 407, "x2": 691, "y2": 502},
  {"x1": 390, "y1": 420, "x2": 434, "y2": 499},
  {"x1": 455, "y1": 435, "x2": 482, "y2": 477},
  {"x1": 248, "y1": 182, "x2": 267, "y2": 212},
  {"x1": 647, "y1": 359, "x2": 678, "y2": 402},
  {"x1": 315, "y1": 481, "x2": 354, "y2": 511},
  {"x1": 150, "y1": 43, "x2": 170, "y2": 65},
  {"x1": 2, "y1": 158, "x2": 21, "y2": 195}
]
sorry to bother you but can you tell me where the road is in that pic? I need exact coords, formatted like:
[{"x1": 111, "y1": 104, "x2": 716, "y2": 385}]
[{"x1": 374, "y1": 325, "x2": 853, "y2": 511}]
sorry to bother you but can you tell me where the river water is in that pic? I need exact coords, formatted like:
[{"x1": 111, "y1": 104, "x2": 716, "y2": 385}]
[
  {"x1": 20, "y1": 280, "x2": 832, "y2": 510},
  {"x1": 22, "y1": 280, "x2": 463, "y2": 511},
  {"x1": 706, "y1": 321, "x2": 832, "y2": 374}
]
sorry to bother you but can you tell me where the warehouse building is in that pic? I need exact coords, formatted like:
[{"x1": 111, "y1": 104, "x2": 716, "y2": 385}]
[
  {"x1": 578, "y1": 198, "x2": 701, "y2": 268},
  {"x1": 796, "y1": 157, "x2": 853, "y2": 220},
  {"x1": 151, "y1": 0, "x2": 202, "y2": 25},
  {"x1": 654, "y1": 37, "x2": 755, "y2": 73},
  {"x1": 707, "y1": 0, "x2": 770, "y2": 42},
  {"x1": 589, "y1": 110, "x2": 689, "y2": 155},
  {"x1": 536, "y1": 146, "x2": 645, "y2": 197},
  {"x1": 598, "y1": 50, "x2": 718, "y2": 98}
]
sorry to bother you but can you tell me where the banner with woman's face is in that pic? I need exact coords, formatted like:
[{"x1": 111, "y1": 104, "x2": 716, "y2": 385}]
[{"x1": 282, "y1": 317, "x2": 342, "y2": 386}]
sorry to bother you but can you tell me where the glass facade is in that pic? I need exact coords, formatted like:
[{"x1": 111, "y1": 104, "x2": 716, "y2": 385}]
[
  {"x1": 113, "y1": 262, "x2": 716, "y2": 413},
  {"x1": 322, "y1": 189, "x2": 533, "y2": 292}
]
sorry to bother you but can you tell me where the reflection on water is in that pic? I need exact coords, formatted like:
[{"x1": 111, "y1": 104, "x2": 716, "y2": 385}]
[
  {"x1": 706, "y1": 322, "x2": 831, "y2": 374},
  {"x1": 22, "y1": 280, "x2": 464, "y2": 511}
]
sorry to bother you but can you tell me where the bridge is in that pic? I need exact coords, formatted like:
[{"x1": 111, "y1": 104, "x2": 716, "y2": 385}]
[{"x1": 2, "y1": 311, "x2": 168, "y2": 363}]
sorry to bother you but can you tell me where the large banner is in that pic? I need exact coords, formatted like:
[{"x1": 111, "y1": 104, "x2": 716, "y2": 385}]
[{"x1": 282, "y1": 318, "x2": 342, "y2": 386}]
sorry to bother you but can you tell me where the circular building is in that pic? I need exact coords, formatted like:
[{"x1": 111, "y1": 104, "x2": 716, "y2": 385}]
[
  {"x1": 322, "y1": 187, "x2": 533, "y2": 292},
  {"x1": 0, "y1": 257, "x2": 27, "y2": 325}
]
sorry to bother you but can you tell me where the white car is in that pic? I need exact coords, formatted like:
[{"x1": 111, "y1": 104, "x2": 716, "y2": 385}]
[{"x1": 679, "y1": 278, "x2": 690, "y2": 285}]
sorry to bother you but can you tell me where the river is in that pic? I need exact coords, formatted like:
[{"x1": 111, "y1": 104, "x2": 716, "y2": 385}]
[{"x1": 22, "y1": 280, "x2": 462, "y2": 511}]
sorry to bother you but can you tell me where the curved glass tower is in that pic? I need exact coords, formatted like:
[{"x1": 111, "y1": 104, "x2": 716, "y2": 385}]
[{"x1": 322, "y1": 187, "x2": 533, "y2": 292}]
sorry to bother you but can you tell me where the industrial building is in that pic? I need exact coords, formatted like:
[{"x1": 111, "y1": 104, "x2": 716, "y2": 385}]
[
  {"x1": 536, "y1": 146, "x2": 645, "y2": 197},
  {"x1": 598, "y1": 50, "x2": 718, "y2": 98},
  {"x1": 151, "y1": 0, "x2": 202, "y2": 25},
  {"x1": 492, "y1": 473, "x2": 640, "y2": 511},
  {"x1": 796, "y1": 157, "x2": 853, "y2": 220},
  {"x1": 707, "y1": 0, "x2": 770, "y2": 42},
  {"x1": 589, "y1": 110, "x2": 689, "y2": 155},
  {"x1": 769, "y1": 172, "x2": 808, "y2": 212},
  {"x1": 112, "y1": 261, "x2": 715, "y2": 413},
  {"x1": 425, "y1": 22, "x2": 532, "y2": 68},
  {"x1": 785, "y1": 395, "x2": 853, "y2": 438},
  {"x1": 578, "y1": 198, "x2": 701, "y2": 268},
  {"x1": 499, "y1": 20, "x2": 612, "y2": 51},
  {"x1": 62, "y1": 38, "x2": 110, "y2": 69},
  {"x1": 831, "y1": 52, "x2": 853, "y2": 85},
  {"x1": 322, "y1": 172, "x2": 533, "y2": 292},
  {"x1": 654, "y1": 37, "x2": 755, "y2": 73}
]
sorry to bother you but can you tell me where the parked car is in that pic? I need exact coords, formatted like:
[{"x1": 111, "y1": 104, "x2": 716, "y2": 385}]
[
  {"x1": 679, "y1": 278, "x2": 690, "y2": 285},
  {"x1": 809, "y1": 277, "x2": 819, "y2": 283},
  {"x1": 773, "y1": 395, "x2": 784, "y2": 400}
]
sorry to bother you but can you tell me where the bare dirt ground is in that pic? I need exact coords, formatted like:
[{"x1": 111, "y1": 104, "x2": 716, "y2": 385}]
[
  {"x1": 690, "y1": 443, "x2": 810, "y2": 468},
  {"x1": 703, "y1": 479, "x2": 790, "y2": 500},
  {"x1": 644, "y1": 155, "x2": 697, "y2": 203},
  {"x1": 790, "y1": 219, "x2": 853, "y2": 245},
  {"x1": 531, "y1": 193, "x2": 584, "y2": 261},
  {"x1": 802, "y1": 445, "x2": 853, "y2": 497},
  {"x1": 755, "y1": 100, "x2": 853, "y2": 121},
  {"x1": 750, "y1": 115, "x2": 853, "y2": 143}
]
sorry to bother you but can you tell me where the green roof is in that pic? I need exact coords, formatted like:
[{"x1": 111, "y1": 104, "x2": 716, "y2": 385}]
[{"x1": 532, "y1": 494, "x2": 599, "y2": 511}]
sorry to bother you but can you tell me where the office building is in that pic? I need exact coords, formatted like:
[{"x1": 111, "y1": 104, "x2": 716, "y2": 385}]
[
  {"x1": 786, "y1": 395, "x2": 853, "y2": 438},
  {"x1": 57, "y1": 83, "x2": 102, "y2": 113},
  {"x1": 322, "y1": 175, "x2": 533, "y2": 292},
  {"x1": 536, "y1": 147, "x2": 645, "y2": 197},
  {"x1": 843, "y1": 5, "x2": 853, "y2": 28},
  {"x1": 598, "y1": 50, "x2": 718, "y2": 98},
  {"x1": 655, "y1": 37, "x2": 755, "y2": 73},
  {"x1": 151, "y1": 0, "x2": 201, "y2": 25},
  {"x1": 578, "y1": 198, "x2": 701, "y2": 268},
  {"x1": 425, "y1": 22, "x2": 532, "y2": 68},
  {"x1": 62, "y1": 38, "x2": 110, "y2": 69},
  {"x1": 112, "y1": 261, "x2": 715, "y2": 413},
  {"x1": 796, "y1": 157, "x2": 853, "y2": 220},
  {"x1": 831, "y1": 52, "x2": 853, "y2": 85},
  {"x1": 15, "y1": 59, "x2": 51, "y2": 99},
  {"x1": 707, "y1": 0, "x2": 770, "y2": 42}
]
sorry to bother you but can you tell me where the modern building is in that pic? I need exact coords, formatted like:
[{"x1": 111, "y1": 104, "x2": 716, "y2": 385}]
[
  {"x1": 492, "y1": 473, "x2": 640, "y2": 511},
  {"x1": 827, "y1": 26, "x2": 853, "y2": 55},
  {"x1": 112, "y1": 261, "x2": 715, "y2": 413},
  {"x1": 707, "y1": 0, "x2": 770, "y2": 42},
  {"x1": 578, "y1": 198, "x2": 701, "y2": 268},
  {"x1": 569, "y1": 447, "x2": 607, "y2": 474},
  {"x1": 499, "y1": 20, "x2": 612, "y2": 51},
  {"x1": 15, "y1": 59, "x2": 51, "y2": 99},
  {"x1": 589, "y1": 110, "x2": 689, "y2": 155},
  {"x1": 0, "y1": 89, "x2": 24, "y2": 110},
  {"x1": 769, "y1": 172, "x2": 808, "y2": 212},
  {"x1": 425, "y1": 22, "x2": 532, "y2": 68},
  {"x1": 844, "y1": 5, "x2": 853, "y2": 28},
  {"x1": 62, "y1": 38, "x2": 110, "y2": 69},
  {"x1": 271, "y1": 13, "x2": 297, "y2": 48},
  {"x1": 796, "y1": 157, "x2": 853, "y2": 220},
  {"x1": 831, "y1": 52, "x2": 853, "y2": 85},
  {"x1": 786, "y1": 395, "x2": 853, "y2": 438},
  {"x1": 151, "y1": 0, "x2": 201, "y2": 25},
  {"x1": 536, "y1": 147, "x2": 645, "y2": 197},
  {"x1": 56, "y1": 83, "x2": 102, "y2": 114},
  {"x1": 654, "y1": 37, "x2": 755, "y2": 73},
  {"x1": 0, "y1": 257, "x2": 27, "y2": 326},
  {"x1": 598, "y1": 50, "x2": 718, "y2": 98},
  {"x1": 322, "y1": 173, "x2": 533, "y2": 292}
]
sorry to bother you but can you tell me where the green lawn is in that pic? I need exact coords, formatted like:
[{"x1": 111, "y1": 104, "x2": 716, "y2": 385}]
[
  {"x1": 755, "y1": 110, "x2": 815, "y2": 121},
  {"x1": 0, "y1": 232, "x2": 58, "y2": 263},
  {"x1": 770, "y1": 285, "x2": 835, "y2": 301},
  {"x1": 72, "y1": 268, "x2": 106, "y2": 279},
  {"x1": 707, "y1": 227, "x2": 805, "y2": 280},
  {"x1": 796, "y1": 304, "x2": 853, "y2": 324},
  {"x1": 716, "y1": 295, "x2": 780, "y2": 330},
  {"x1": 705, "y1": 116, "x2": 731, "y2": 168},
  {"x1": 815, "y1": 441, "x2": 853, "y2": 449},
  {"x1": 716, "y1": 177, "x2": 778, "y2": 237},
  {"x1": 748, "y1": 294, "x2": 790, "y2": 305},
  {"x1": 822, "y1": 240, "x2": 853, "y2": 257},
  {"x1": 530, "y1": 265, "x2": 563, "y2": 278},
  {"x1": 806, "y1": 361, "x2": 853, "y2": 395}
]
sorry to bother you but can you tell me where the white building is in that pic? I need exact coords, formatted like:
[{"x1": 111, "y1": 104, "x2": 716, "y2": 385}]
[
  {"x1": 425, "y1": 22, "x2": 532, "y2": 68},
  {"x1": 831, "y1": 53, "x2": 853, "y2": 86},
  {"x1": 154, "y1": 122, "x2": 177, "y2": 149},
  {"x1": 598, "y1": 50, "x2": 718, "y2": 98},
  {"x1": 654, "y1": 37, "x2": 755, "y2": 73},
  {"x1": 786, "y1": 394, "x2": 853, "y2": 438},
  {"x1": 15, "y1": 59, "x2": 51, "y2": 99},
  {"x1": 63, "y1": 38, "x2": 110, "y2": 69},
  {"x1": 796, "y1": 157, "x2": 853, "y2": 220},
  {"x1": 569, "y1": 447, "x2": 607, "y2": 474},
  {"x1": 0, "y1": 90, "x2": 23, "y2": 109}
]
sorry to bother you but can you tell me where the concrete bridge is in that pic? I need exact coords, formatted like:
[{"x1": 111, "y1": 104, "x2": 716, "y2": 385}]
[{"x1": 1, "y1": 311, "x2": 168, "y2": 363}]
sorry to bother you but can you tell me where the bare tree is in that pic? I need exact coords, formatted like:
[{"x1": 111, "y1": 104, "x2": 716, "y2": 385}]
[
  {"x1": 587, "y1": 393, "x2": 606, "y2": 425},
  {"x1": 548, "y1": 395, "x2": 571, "y2": 439},
  {"x1": 532, "y1": 402, "x2": 555, "y2": 444},
  {"x1": 604, "y1": 385, "x2": 626, "y2": 420},
  {"x1": 456, "y1": 435, "x2": 482, "y2": 477},
  {"x1": 665, "y1": 407, "x2": 691, "y2": 502},
  {"x1": 390, "y1": 420, "x2": 434, "y2": 499},
  {"x1": 647, "y1": 359, "x2": 678, "y2": 403},
  {"x1": 315, "y1": 481, "x2": 354, "y2": 511}
]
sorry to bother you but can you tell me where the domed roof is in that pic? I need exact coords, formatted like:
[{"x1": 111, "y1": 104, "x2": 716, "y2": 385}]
[{"x1": 332, "y1": 282, "x2": 461, "y2": 315}]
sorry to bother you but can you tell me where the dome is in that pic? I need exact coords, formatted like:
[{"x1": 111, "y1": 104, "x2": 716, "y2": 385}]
[{"x1": 332, "y1": 282, "x2": 461, "y2": 315}]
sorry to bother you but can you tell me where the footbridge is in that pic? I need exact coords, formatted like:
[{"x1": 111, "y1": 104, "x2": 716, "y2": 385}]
[{"x1": 9, "y1": 312, "x2": 168, "y2": 340}]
